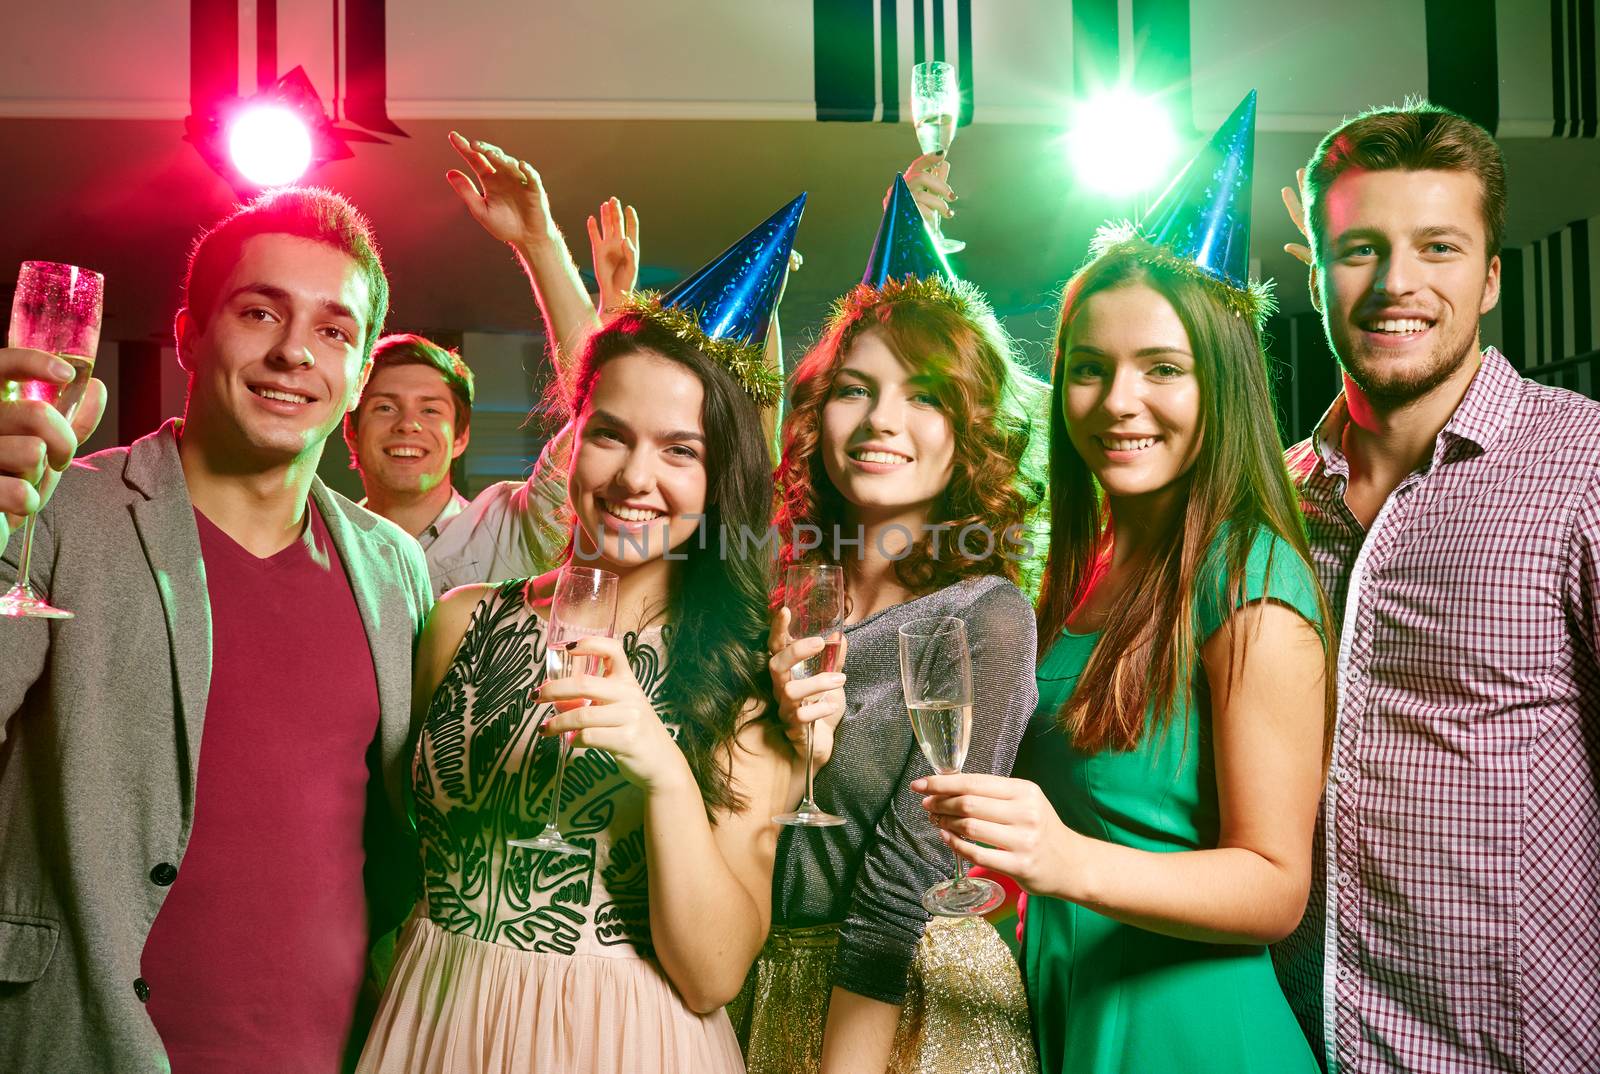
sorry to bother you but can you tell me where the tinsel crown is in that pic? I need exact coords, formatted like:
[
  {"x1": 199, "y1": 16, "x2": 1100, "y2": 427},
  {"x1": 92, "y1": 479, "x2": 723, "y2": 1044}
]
[
  {"x1": 826, "y1": 273, "x2": 996, "y2": 335},
  {"x1": 613, "y1": 291, "x2": 784, "y2": 407},
  {"x1": 1089, "y1": 222, "x2": 1277, "y2": 329}
]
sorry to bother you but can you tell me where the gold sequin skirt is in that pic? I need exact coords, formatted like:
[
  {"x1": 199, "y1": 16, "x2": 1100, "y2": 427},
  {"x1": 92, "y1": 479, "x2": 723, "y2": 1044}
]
[{"x1": 728, "y1": 918, "x2": 1038, "y2": 1074}]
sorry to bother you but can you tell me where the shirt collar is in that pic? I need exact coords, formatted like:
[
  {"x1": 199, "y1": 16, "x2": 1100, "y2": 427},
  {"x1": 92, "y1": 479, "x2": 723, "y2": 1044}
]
[
  {"x1": 1439, "y1": 347, "x2": 1520, "y2": 453},
  {"x1": 1309, "y1": 347, "x2": 1522, "y2": 477},
  {"x1": 1311, "y1": 393, "x2": 1353, "y2": 478},
  {"x1": 356, "y1": 487, "x2": 468, "y2": 545},
  {"x1": 423, "y1": 489, "x2": 470, "y2": 541}
]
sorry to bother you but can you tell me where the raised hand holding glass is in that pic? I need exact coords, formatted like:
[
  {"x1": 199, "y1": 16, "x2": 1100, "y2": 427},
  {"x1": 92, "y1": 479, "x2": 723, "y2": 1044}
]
[
  {"x1": 0, "y1": 261, "x2": 103, "y2": 619},
  {"x1": 909, "y1": 61, "x2": 966, "y2": 254}
]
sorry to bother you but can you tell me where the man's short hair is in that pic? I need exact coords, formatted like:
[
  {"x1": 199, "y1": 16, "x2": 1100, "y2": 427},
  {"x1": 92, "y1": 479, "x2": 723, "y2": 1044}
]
[
  {"x1": 184, "y1": 186, "x2": 389, "y2": 360},
  {"x1": 1305, "y1": 100, "x2": 1507, "y2": 260},
  {"x1": 347, "y1": 334, "x2": 476, "y2": 437}
]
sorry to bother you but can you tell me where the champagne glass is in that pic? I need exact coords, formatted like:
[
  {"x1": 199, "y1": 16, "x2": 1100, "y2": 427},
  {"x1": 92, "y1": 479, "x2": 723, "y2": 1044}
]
[
  {"x1": 510, "y1": 564, "x2": 619, "y2": 855},
  {"x1": 0, "y1": 262, "x2": 104, "y2": 619},
  {"x1": 899, "y1": 616, "x2": 1002, "y2": 916},
  {"x1": 910, "y1": 60, "x2": 966, "y2": 254},
  {"x1": 774, "y1": 563, "x2": 848, "y2": 827}
]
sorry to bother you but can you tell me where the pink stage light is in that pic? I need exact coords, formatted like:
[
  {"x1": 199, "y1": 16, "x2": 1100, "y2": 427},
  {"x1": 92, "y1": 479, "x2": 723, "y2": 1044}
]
[
  {"x1": 226, "y1": 105, "x2": 315, "y2": 187},
  {"x1": 187, "y1": 67, "x2": 384, "y2": 196}
]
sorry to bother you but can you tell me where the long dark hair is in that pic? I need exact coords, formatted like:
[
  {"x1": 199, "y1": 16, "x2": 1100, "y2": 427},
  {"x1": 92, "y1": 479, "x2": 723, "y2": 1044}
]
[
  {"x1": 1036, "y1": 238, "x2": 1336, "y2": 755},
  {"x1": 774, "y1": 278, "x2": 1042, "y2": 599},
  {"x1": 569, "y1": 312, "x2": 776, "y2": 814}
]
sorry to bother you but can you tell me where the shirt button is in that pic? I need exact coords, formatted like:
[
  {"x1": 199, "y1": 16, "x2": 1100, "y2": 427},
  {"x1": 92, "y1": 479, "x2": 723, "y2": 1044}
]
[
  {"x1": 1336, "y1": 869, "x2": 1354, "y2": 888},
  {"x1": 1337, "y1": 965, "x2": 1353, "y2": 983},
  {"x1": 133, "y1": 977, "x2": 150, "y2": 1003},
  {"x1": 149, "y1": 862, "x2": 178, "y2": 886},
  {"x1": 1332, "y1": 765, "x2": 1356, "y2": 785}
]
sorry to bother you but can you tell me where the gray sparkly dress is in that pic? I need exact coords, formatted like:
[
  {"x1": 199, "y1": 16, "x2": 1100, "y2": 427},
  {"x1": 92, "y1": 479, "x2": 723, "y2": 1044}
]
[{"x1": 730, "y1": 574, "x2": 1040, "y2": 1073}]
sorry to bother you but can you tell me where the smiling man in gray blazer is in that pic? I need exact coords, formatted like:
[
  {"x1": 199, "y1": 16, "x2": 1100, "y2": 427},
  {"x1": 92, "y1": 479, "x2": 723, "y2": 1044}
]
[{"x1": 0, "y1": 188, "x2": 431, "y2": 1072}]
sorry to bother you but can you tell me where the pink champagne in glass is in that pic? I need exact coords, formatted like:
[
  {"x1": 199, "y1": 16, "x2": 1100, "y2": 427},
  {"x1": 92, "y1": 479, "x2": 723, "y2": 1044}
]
[
  {"x1": 774, "y1": 563, "x2": 848, "y2": 828},
  {"x1": 1, "y1": 261, "x2": 104, "y2": 619}
]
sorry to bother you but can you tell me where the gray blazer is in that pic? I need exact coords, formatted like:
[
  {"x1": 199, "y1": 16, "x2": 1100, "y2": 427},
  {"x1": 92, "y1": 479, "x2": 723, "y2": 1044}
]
[{"x1": 0, "y1": 421, "x2": 432, "y2": 1072}]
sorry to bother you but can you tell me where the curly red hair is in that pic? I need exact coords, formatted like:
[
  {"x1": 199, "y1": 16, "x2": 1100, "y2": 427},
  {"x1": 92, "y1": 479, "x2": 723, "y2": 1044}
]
[{"x1": 775, "y1": 278, "x2": 1042, "y2": 599}]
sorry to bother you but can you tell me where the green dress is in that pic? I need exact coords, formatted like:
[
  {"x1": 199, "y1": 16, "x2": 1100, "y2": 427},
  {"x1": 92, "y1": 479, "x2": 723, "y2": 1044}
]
[{"x1": 1014, "y1": 526, "x2": 1321, "y2": 1074}]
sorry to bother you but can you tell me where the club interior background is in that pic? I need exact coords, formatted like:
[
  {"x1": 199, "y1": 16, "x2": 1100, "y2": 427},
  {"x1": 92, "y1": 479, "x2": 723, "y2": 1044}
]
[{"x1": 4, "y1": 0, "x2": 1599, "y2": 500}]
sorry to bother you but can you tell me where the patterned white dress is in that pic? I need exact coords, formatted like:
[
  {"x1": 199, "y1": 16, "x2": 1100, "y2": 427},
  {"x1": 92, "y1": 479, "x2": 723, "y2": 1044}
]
[{"x1": 358, "y1": 580, "x2": 744, "y2": 1073}]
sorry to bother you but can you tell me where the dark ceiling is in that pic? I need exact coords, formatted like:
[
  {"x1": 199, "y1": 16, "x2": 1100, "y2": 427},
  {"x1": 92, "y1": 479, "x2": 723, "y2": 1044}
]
[{"x1": 3, "y1": 115, "x2": 1599, "y2": 374}]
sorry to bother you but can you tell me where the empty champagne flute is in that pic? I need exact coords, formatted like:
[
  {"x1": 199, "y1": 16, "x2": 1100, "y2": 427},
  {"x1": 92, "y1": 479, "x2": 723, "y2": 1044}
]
[
  {"x1": 1, "y1": 262, "x2": 104, "y2": 619},
  {"x1": 910, "y1": 60, "x2": 966, "y2": 254},
  {"x1": 898, "y1": 615, "x2": 1002, "y2": 916},
  {"x1": 510, "y1": 564, "x2": 619, "y2": 855},
  {"x1": 774, "y1": 563, "x2": 848, "y2": 827}
]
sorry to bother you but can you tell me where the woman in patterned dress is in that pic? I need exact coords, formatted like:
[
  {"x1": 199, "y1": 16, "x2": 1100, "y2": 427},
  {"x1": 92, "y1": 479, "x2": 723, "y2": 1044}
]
[{"x1": 358, "y1": 310, "x2": 795, "y2": 1073}]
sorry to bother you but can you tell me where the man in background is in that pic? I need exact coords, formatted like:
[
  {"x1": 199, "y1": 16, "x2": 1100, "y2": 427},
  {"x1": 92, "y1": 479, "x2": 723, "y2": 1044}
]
[
  {"x1": 345, "y1": 329, "x2": 569, "y2": 597},
  {"x1": 345, "y1": 334, "x2": 474, "y2": 553}
]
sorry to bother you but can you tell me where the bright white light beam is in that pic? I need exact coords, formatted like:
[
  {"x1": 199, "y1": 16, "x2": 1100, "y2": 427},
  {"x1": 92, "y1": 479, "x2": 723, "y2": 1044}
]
[
  {"x1": 228, "y1": 105, "x2": 314, "y2": 187},
  {"x1": 1063, "y1": 89, "x2": 1180, "y2": 197}
]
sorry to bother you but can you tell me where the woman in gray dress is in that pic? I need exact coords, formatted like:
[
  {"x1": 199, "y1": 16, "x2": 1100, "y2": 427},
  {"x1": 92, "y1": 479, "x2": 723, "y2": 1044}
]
[{"x1": 728, "y1": 274, "x2": 1044, "y2": 1074}]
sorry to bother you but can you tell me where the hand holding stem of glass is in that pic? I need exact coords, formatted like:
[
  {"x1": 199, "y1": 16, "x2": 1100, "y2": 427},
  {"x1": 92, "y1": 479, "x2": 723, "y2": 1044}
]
[
  {"x1": 509, "y1": 565, "x2": 619, "y2": 855},
  {"x1": 0, "y1": 261, "x2": 104, "y2": 620},
  {"x1": 910, "y1": 60, "x2": 966, "y2": 255},
  {"x1": 774, "y1": 563, "x2": 848, "y2": 828},
  {"x1": 899, "y1": 615, "x2": 1003, "y2": 916}
]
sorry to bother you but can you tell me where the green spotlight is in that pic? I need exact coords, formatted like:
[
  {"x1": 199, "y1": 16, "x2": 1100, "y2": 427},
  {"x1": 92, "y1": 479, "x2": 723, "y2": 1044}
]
[{"x1": 1063, "y1": 89, "x2": 1179, "y2": 197}]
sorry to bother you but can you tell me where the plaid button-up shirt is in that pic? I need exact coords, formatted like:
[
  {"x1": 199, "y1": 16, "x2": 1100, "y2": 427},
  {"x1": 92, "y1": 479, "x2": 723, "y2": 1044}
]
[{"x1": 1275, "y1": 348, "x2": 1600, "y2": 1073}]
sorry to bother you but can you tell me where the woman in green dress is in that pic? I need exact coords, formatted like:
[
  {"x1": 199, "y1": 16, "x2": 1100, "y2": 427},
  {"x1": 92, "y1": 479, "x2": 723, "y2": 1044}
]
[{"x1": 916, "y1": 229, "x2": 1335, "y2": 1073}]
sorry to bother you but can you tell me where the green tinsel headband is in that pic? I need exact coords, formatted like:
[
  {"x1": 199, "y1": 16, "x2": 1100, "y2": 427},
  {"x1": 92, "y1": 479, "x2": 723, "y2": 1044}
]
[
  {"x1": 825, "y1": 274, "x2": 999, "y2": 336},
  {"x1": 1089, "y1": 223, "x2": 1278, "y2": 331},
  {"x1": 612, "y1": 291, "x2": 784, "y2": 408}
]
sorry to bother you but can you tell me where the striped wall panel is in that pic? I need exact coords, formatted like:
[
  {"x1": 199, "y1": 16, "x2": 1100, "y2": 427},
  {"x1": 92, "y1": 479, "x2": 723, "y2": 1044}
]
[
  {"x1": 809, "y1": 0, "x2": 1600, "y2": 137},
  {"x1": 813, "y1": 0, "x2": 979, "y2": 124},
  {"x1": 1505, "y1": 216, "x2": 1600, "y2": 395}
]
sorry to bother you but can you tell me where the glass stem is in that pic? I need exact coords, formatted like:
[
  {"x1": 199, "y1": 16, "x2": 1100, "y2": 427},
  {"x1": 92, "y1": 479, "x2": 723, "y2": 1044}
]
[
  {"x1": 544, "y1": 730, "x2": 573, "y2": 830},
  {"x1": 803, "y1": 722, "x2": 818, "y2": 808},
  {"x1": 952, "y1": 842, "x2": 969, "y2": 890},
  {"x1": 9, "y1": 515, "x2": 40, "y2": 598}
]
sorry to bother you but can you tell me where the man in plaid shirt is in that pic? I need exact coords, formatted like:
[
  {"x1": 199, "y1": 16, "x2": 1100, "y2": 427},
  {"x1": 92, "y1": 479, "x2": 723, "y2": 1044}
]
[{"x1": 1272, "y1": 103, "x2": 1600, "y2": 1073}]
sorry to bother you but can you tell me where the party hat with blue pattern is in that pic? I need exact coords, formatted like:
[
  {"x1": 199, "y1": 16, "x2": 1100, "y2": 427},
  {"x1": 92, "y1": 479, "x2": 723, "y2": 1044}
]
[
  {"x1": 862, "y1": 173, "x2": 955, "y2": 287},
  {"x1": 621, "y1": 192, "x2": 806, "y2": 406},
  {"x1": 1095, "y1": 89, "x2": 1273, "y2": 327},
  {"x1": 1140, "y1": 89, "x2": 1257, "y2": 288}
]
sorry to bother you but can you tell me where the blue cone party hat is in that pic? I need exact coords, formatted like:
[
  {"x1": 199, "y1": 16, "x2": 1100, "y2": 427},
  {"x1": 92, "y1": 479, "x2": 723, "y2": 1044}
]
[
  {"x1": 1138, "y1": 90, "x2": 1257, "y2": 290},
  {"x1": 862, "y1": 174, "x2": 954, "y2": 287},
  {"x1": 623, "y1": 192, "x2": 806, "y2": 406},
  {"x1": 662, "y1": 191, "x2": 806, "y2": 342},
  {"x1": 1095, "y1": 89, "x2": 1272, "y2": 327}
]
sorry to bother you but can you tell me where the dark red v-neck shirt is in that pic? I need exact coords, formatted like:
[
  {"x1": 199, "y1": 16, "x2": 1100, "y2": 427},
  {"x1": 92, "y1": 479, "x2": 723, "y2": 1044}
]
[{"x1": 141, "y1": 505, "x2": 381, "y2": 1072}]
